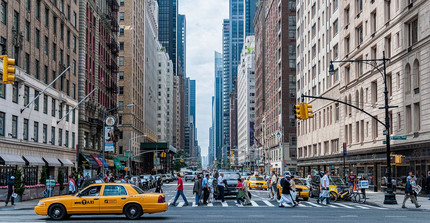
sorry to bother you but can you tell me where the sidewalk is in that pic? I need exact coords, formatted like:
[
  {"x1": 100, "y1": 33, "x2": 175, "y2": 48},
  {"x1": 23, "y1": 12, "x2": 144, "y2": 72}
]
[
  {"x1": 0, "y1": 199, "x2": 39, "y2": 211},
  {"x1": 365, "y1": 191, "x2": 430, "y2": 210}
]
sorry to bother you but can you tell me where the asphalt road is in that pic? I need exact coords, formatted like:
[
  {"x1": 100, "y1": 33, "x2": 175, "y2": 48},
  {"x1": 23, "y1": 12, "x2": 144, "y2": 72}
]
[{"x1": 1, "y1": 181, "x2": 428, "y2": 223}]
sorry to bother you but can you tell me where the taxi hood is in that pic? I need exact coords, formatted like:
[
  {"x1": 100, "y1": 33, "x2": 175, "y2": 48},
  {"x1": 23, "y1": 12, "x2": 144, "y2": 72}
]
[{"x1": 38, "y1": 195, "x2": 74, "y2": 202}]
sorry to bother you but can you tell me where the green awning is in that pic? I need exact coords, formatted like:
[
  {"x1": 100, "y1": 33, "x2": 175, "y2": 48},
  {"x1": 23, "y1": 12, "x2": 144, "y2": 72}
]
[{"x1": 113, "y1": 158, "x2": 124, "y2": 170}]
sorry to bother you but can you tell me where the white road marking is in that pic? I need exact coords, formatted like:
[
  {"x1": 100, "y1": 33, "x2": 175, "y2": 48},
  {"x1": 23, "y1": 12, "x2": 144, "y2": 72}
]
[
  {"x1": 221, "y1": 201, "x2": 228, "y2": 207},
  {"x1": 177, "y1": 202, "x2": 185, "y2": 207},
  {"x1": 334, "y1": 203, "x2": 355, "y2": 209},
  {"x1": 361, "y1": 204, "x2": 388, "y2": 210},
  {"x1": 263, "y1": 200, "x2": 275, "y2": 207},
  {"x1": 207, "y1": 202, "x2": 213, "y2": 207},
  {"x1": 355, "y1": 205, "x2": 370, "y2": 209},
  {"x1": 251, "y1": 200, "x2": 259, "y2": 206},
  {"x1": 327, "y1": 204, "x2": 340, "y2": 208},
  {"x1": 305, "y1": 202, "x2": 323, "y2": 207},
  {"x1": 385, "y1": 216, "x2": 406, "y2": 218}
]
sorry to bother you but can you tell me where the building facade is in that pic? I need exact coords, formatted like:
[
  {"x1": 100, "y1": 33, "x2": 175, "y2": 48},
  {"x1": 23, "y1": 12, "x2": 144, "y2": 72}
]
[
  {"x1": 297, "y1": 0, "x2": 430, "y2": 191},
  {"x1": 156, "y1": 49, "x2": 173, "y2": 143},
  {"x1": 221, "y1": 19, "x2": 230, "y2": 166},
  {"x1": 254, "y1": 0, "x2": 297, "y2": 174},
  {"x1": 237, "y1": 36, "x2": 256, "y2": 166},
  {"x1": 213, "y1": 51, "x2": 223, "y2": 165},
  {"x1": 157, "y1": 0, "x2": 178, "y2": 76},
  {"x1": 177, "y1": 14, "x2": 186, "y2": 76},
  {"x1": 0, "y1": 0, "x2": 78, "y2": 185}
]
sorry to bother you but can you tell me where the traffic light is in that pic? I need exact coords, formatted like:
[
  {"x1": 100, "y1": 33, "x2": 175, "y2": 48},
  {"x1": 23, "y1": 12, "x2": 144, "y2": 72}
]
[
  {"x1": 153, "y1": 153, "x2": 157, "y2": 158},
  {"x1": 160, "y1": 152, "x2": 166, "y2": 158},
  {"x1": 231, "y1": 151, "x2": 234, "y2": 157},
  {"x1": 304, "y1": 103, "x2": 313, "y2": 119},
  {"x1": 295, "y1": 103, "x2": 307, "y2": 119},
  {"x1": 1, "y1": 55, "x2": 15, "y2": 84},
  {"x1": 390, "y1": 154, "x2": 405, "y2": 164}
]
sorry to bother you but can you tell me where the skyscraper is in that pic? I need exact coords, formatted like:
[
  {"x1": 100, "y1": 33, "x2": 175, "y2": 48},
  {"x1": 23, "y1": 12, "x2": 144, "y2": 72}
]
[
  {"x1": 222, "y1": 19, "x2": 231, "y2": 165},
  {"x1": 177, "y1": 14, "x2": 186, "y2": 76},
  {"x1": 157, "y1": 0, "x2": 178, "y2": 76},
  {"x1": 213, "y1": 51, "x2": 223, "y2": 164}
]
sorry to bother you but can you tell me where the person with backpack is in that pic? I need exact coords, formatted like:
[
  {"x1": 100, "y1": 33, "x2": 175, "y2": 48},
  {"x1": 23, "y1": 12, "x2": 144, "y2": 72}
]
[
  {"x1": 279, "y1": 174, "x2": 296, "y2": 207},
  {"x1": 235, "y1": 178, "x2": 245, "y2": 205},
  {"x1": 402, "y1": 176, "x2": 421, "y2": 208}
]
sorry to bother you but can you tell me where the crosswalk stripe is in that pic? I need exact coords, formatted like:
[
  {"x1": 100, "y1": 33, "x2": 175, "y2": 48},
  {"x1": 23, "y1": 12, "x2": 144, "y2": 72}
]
[
  {"x1": 207, "y1": 202, "x2": 213, "y2": 207},
  {"x1": 361, "y1": 204, "x2": 387, "y2": 210},
  {"x1": 250, "y1": 201, "x2": 259, "y2": 207},
  {"x1": 297, "y1": 203, "x2": 310, "y2": 207},
  {"x1": 177, "y1": 202, "x2": 185, "y2": 207},
  {"x1": 305, "y1": 202, "x2": 323, "y2": 207},
  {"x1": 263, "y1": 200, "x2": 275, "y2": 207},
  {"x1": 221, "y1": 201, "x2": 228, "y2": 207},
  {"x1": 327, "y1": 204, "x2": 340, "y2": 208},
  {"x1": 333, "y1": 203, "x2": 354, "y2": 209},
  {"x1": 355, "y1": 205, "x2": 370, "y2": 209}
]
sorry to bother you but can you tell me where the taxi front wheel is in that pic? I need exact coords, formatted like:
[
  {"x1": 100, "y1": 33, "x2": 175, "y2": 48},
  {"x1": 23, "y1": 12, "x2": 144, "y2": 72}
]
[
  {"x1": 124, "y1": 203, "x2": 142, "y2": 220},
  {"x1": 48, "y1": 204, "x2": 67, "y2": 220}
]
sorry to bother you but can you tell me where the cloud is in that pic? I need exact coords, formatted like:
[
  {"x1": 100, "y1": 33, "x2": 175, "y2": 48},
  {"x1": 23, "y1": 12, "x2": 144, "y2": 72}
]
[{"x1": 179, "y1": 0, "x2": 229, "y2": 157}]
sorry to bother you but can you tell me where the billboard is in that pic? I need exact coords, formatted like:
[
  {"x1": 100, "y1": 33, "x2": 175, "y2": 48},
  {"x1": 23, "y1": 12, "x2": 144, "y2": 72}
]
[{"x1": 104, "y1": 126, "x2": 115, "y2": 152}]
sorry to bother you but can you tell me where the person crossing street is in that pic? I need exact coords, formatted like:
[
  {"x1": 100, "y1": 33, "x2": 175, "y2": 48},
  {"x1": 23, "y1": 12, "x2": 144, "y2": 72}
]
[
  {"x1": 171, "y1": 173, "x2": 189, "y2": 206},
  {"x1": 202, "y1": 174, "x2": 210, "y2": 204},
  {"x1": 270, "y1": 171, "x2": 278, "y2": 201},
  {"x1": 402, "y1": 176, "x2": 421, "y2": 208},
  {"x1": 217, "y1": 173, "x2": 226, "y2": 202},
  {"x1": 278, "y1": 174, "x2": 296, "y2": 208},
  {"x1": 242, "y1": 177, "x2": 251, "y2": 205},
  {"x1": 319, "y1": 171, "x2": 331, "y2": 205},
  {"x1": 193, "y1": 176, "x2": 203, "y2": 206}
]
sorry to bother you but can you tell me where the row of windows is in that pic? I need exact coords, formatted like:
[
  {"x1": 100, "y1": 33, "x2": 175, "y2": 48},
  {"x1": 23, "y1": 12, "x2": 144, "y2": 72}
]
[
  {"x1": 0, "y1": 111, "x2": 76, "y2": 148},
  {"x1": 298, "y1": 139, "x2": 339, "y2": 158}
]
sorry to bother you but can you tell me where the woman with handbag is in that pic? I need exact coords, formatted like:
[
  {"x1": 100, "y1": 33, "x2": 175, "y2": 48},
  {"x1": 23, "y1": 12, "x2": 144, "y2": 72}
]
[{"x1": 236, "y1": 178, "x2": 245, "y2": 205}]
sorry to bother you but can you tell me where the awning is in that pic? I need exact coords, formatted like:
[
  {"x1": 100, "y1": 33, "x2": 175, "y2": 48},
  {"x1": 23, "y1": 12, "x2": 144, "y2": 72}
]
[
  {"x1": 22, "y1": 155, "x2": 45, "y2": 166},
  {"x1": 58, "y1": 158, "x2": 74, "y2": 167},
  {"x1": 106, "y1": 159, "x2": 115, "y2": 167},
  {"x1": 86, "y1": 155, "x2": 100, "y2": 168},
  {"x1": 91, "y1": 155, "x2": 103, "y2": 167},
  {"x1": 97, "y1": 155, "x2": 109, "y2": 168},
  {"x1": 113, "y1": 158, "x2": 124, "y2": 170},
  {"x1": 42, "y1": 157, "x2": 62, "y2": 167},
  {"x1": 0, "y1": 154, "x2": 25, "y2": 166}
]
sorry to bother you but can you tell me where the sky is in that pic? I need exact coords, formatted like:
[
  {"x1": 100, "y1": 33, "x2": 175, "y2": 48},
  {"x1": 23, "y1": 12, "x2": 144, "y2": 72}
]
[{"x1": 178, "y1": 0, "x2": 229, "y2": 157}]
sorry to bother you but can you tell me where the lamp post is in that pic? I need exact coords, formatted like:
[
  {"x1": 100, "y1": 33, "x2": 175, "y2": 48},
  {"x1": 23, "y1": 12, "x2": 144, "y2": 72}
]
[
  {"x1": 128, "y1": 134, "x2": 147, "y2": 176},
  {"x1": 329, "y1": 51, "x2": 396, "y2": 204},
  {"x1": 102, "y1": 104, "x2": 134, "y2": 178}
]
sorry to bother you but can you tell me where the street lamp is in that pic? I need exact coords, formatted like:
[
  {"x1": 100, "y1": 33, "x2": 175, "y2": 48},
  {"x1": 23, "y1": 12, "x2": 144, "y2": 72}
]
[
  {"x1": 128, "y1": 134, "x2": 147, "y2": 176},
  {"x1": 329, "y1": 51, "x2": 397, "y2": 204},
  {"x1": 102, "y1": 103, "x2": 134, "y2": 178}
]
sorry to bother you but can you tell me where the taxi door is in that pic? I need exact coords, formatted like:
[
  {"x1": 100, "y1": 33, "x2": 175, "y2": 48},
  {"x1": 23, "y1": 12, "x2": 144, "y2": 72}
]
[
  {"x1": 70, "y1": 185, "x2": 102, "y2": 214},
  {"x1": 100, "y1": 185, "x2": 129, "y2": 214}
]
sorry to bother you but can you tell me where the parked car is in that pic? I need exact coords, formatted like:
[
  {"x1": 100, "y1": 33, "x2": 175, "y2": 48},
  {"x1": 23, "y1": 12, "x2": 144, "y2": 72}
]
[
  {"x1": 161, "y1": 174, "x2": 173, "y2": 183},
  {"x1": 185, "y1": 173, "x2": 196, "y2": 182}
]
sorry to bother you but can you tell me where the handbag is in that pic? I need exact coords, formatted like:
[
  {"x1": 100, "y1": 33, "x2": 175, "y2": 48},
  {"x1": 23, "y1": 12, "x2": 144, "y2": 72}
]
[
  {"x1": 237, "y1": 190, "x2": 245, "y2": 198},
  {"x1": 11, "y1": 193, "x2": 17, "y2": 198}
]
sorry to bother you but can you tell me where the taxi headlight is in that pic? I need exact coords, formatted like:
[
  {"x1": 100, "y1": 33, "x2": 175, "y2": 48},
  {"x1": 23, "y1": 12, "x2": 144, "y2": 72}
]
[{"x1": 37, "y1": 202, "x2": 46, "y2": 207}]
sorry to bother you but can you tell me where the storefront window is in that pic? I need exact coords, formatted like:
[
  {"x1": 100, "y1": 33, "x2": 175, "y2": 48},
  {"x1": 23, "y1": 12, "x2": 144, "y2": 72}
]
[
  {"x1": 23, "y1": 166, "x2": 38, "y2": 185},
  {"x1": 0, "y1": 166, "x2": 16, "y2": 186}
]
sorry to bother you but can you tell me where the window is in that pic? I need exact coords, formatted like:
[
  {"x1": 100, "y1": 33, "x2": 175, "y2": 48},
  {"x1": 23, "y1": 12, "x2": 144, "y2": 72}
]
[
  {"x1": 370, "y1": 10, "x2": 377, "y2": 34},
  {"x1": 103, "y1": 185, "x2": 128, "y2": 196},
  {"x1": 53, "y1": 16, "x2": 57, "y2": 35},
  {"x1": 119, "y1": 57, "x2": 124, "y2": 66},
  {"x1": 13, "y1": 11, "x2": 19, "y2": 31},
  {"x1": 0, "y1": 112, "x2": 4, "y2": 136},
  {"x1": 333, "y1": 19, "x2": 338, "y2": 37},
  {"x1": 413, "y1": 103, "x2": 420, "y2": 132},
  {"x1": 72, "y1": 60, "x2": 76, "y2": 75},
  {"x1": 120, "y1": 0, "x2": 125, "y2": 6},
  {"x1": 66, "y1": 106, "x2": 69, "y2": 122},
  {"x1": 387, "y1": 73, "x2": 392, "y2": 97},
  {"x1": 72, "y1": 109, "x2": 75, "y2": 124},
  {"x1": 371, "y1": 81, "x2": 377, "y2": 103},
  {"x1": 119, "y1": 26, "x2": 124, "y2": 36},
  {"x1": 288, "y1": 45, "x2": 296, "y2": 68},
  {"x1": 12, "y1": 115, "x2": 18, "y2": 138},
  {"x1": 356, "y1": 0, "x2": 363, "y2": 14},
  {"x1": 385, "y1": 36, "x2": 391, "y2": 58},
  {"x1": 119, "y1": 42, "x2": 124, "y2": 51},
  {"x1": 12, "y1": 82, "x2": 18, "y2": 103},
  {"x1": 51, "y1": 127, "x2": 55, "y2": 145},
  {"x1": 406, "y1": 105, "x2": 412, "y2": 133},
  {"x1": 73, "y1": 12, "x2": 76, "y2": 27},
  {"x1": 45, "y1": 7, "x2": 49, "y2": 27},
  {"x1": 356, "y1": 57, "x2": 363, "y2": 76},
  {"x1": 25, "y1": 21, "x2": 30, "y2": 41},
  {"x1": 44, "y1": 36, "x2": 49, "y2": 54},
  {"x1": 0, "y1": 81, "x2": 5, "y2": 99},
  {"x1": 51, "y1": 99, "x2": 56, "y2": 117},
  {"x1": 405, "y1": 63, "x2": 411, "y2": 92},
  {"x1": 1, "y1": 1, "x2": 6, "y2": 24},
  {"x1": 42, "y1": 124, "x2": 47, "y2": 143},
  {"x1": 35, "y1": 29, "x2": 40, "y2": 48},
  {"x1": 345, "y1": 66, "x2": 350, "y2": 84},
  {"x1": 35, "y1": 60, "x2": 40, "y2": 79},
  {"x1": 118, "y1": 71, "x2": 124, "y2": 80},
  {"x1": 65, "y1": 130, "x2": 69, "y2": 147},
  {"x1": 72, "y1": 83, "x2": 76, "y2": 99},
  {"x1": 119, "y1": 12, "x2": 124, "y2": 21},
  {"x1": 52, "y1": 71, "x2": 56, "y2": 89},
  {"x1": 58, "y1": 128, "x2": 62, "y2": 146},
  {"x1": 36, "y1": 0, "x2": 40, "y2": 19},
  {"x1": 73, "y1": 36, "x2": 76, "y2": 52},
  {"x1": 345, "y1": 36, "x2": 350, "y2": 54},
  {"x1": 412, "y1": 60, "x2": 419, "y2": 91},
  {"x1": 34, "y1": 90, "x2": 39, "y2": 111},
  {"x1": 59, "y1": 103, "x2": 63, "y2": 119},
  {"x1": 23, "y1": 118, "x2": 29, "y2": 141},
  {"x1": 33, "y1": 121, "x2": 39, "y2": 142},
  {"x1": 356, "y1": 25, "x2": 363, "y2": 45},
  {"x1": 119, "y1": 86, "x2": 124, "y2": 95},
  {"x1": 43, "y1": 95, "x2": 48, "y2": 114},
  {"x1": 385, "y1": 0, "x2": 391, "y2": 23},
  {"x1": 79, "y1": 186, "x2": 102, "y2": 197},
  {"x1": 333, "y1": 44, "x2": 338, "y2": 59},
  {"x1": 288, "y1": 15, "x2": 296, "y2": 39},
  {"x1": 372, "y1": 116, "x2": 378, "y2": 139},
  {"x1": 407, "y1": 18, "x2": 418, "y2": 46},
  {"x1": 344, "y1": 6, "x2": 350, "y2": 25}
]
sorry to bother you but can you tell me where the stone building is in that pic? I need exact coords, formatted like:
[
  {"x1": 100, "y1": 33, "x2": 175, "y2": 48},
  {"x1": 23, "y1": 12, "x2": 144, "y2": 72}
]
[{"x1": 0, "y1": 0, "x2": 78, "y2": 186}]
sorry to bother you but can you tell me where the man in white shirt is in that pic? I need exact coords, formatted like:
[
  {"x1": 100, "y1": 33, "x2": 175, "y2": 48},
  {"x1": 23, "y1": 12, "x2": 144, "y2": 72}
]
[
  {"x1": 321, "y1": 171, "x2": 331, "y2": 205},
  {"x1": 217, "y1": 173, "x2": 225, "y2": 202},
  {"x1": 270, "y1": 171, "x2": 278, "y2": 200}
]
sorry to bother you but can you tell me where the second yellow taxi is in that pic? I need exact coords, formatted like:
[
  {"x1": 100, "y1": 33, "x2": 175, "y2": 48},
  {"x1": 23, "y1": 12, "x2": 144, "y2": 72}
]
[
  {"x1": 247, "y1": 175, "x2": 268, "y2": 190},
  {"x1": 34, "y1": 183, "x2": 168, "y2": 220},
  {"x1": 277, "y1": 177, "x2": 310, "y2": 201}
]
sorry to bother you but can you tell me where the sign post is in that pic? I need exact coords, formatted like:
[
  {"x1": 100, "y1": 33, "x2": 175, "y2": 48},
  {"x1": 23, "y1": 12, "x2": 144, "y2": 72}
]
[{"x1": 343, "y1": 142, "x2": 347, "y2": 182}]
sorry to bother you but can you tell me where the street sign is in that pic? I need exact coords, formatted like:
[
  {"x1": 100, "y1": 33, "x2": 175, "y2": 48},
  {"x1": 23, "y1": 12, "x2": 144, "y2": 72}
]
[
  {"x1": 390, "y1": 136, "x2": 407, "y2": 140},
  {"x1": 125, "y1": 152, "x2": 133, "y2": 157},
  {"x1": 105, "y1": 116, "x2": 115, "y2": 126}
]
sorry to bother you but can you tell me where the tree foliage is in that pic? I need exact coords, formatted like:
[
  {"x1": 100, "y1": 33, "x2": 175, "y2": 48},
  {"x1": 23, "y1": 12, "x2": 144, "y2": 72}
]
[{"x1": 14, "y1": 169, "x2": 25, "y2": 196}]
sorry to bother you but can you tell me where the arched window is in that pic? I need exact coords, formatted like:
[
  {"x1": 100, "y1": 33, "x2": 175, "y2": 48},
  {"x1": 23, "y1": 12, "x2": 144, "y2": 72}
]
[
  {"x1": 405, "y1": 63, "x2": 411, "y2": 92},
  {"x1": 413, "y1": 59, "x2": 420, "y2": 91},
  {"x1": 360, "y1": 88, "x2": 364, "y2": 109}
]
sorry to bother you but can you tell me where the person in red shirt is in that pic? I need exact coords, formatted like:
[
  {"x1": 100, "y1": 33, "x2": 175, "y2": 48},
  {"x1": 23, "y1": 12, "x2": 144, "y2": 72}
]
[
  {"x1": 170, "y1": 173, "x2": 189, "y2": 206},
  {"x1": 348, "y1": 171, "x2": 357, "y2": 188}
]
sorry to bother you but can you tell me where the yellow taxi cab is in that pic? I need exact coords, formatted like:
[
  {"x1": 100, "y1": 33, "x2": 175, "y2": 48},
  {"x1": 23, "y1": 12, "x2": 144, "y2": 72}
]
[
  {"x1": 247, "y1": 175, "x2": 268, "y2": 190},
  {"x1": 34, "y1": 183, "x2": 167, "y2": 220},
  {"x1": 277, "y1": 177, "x2": 310, "y2": 201}
]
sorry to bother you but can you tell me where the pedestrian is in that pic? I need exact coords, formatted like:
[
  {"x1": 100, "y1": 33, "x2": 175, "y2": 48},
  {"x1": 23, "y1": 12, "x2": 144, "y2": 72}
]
[
  {"x1": 290, "y1": 175, "x2": 300, "y2": 204},
  {"x1": 391, "y1": 177, "x2": 397, "y2": 193},
  {"x1": 5, "y1": 176, "x2": 15, "y2": 206},
  {"x1": 170, "y1": 173, "x2": 189, "y2": 206},
  {"x1": 68, "y1": 176, "x2": 76, "y2": 195},
  {"x1": 217, "y1": 173, "x2": 226, "y2": 202},
  {"x1": 241, "y1": 177, "x2": 251, "y2": 205},
  {"x1": 193, "y1": 176, "x2": 203, "y2": 206},
  {"x1": 45, "y1": 175, "x2": 56, "y2": 198},
  {"x1": 425, "y1": 171, "x2": 430, "y2": 200},
  {"x1": 236, "y1": 178, "x2": 245, "y2": 205},
  {"x1": 348, "y1": 171, "x2": 357, "y2": 190},
  {"x1": 155, "y1": 176, "x2": 163, "y2": 193},
  {"x1": 270, "y1": 171, "x2": 278, "y2": 201},
  {"x1": 279, "y1": 174, "x2": 296, "y2": 207},
  {"x1": 402, "y1": 176, "x2": 421, "y2": 208},
  {"x1": 202, "y1": 174, "x2": 210, "y2": 204},
  {"x1": 319, "y1": 171, "x2": 330, "y2": 205},
  {"x1": 359, "y1": 175, "x2": 366, "y2": 198},
  {"x1": 77, "y1": 174, "x2": 83, "y2": 189}
]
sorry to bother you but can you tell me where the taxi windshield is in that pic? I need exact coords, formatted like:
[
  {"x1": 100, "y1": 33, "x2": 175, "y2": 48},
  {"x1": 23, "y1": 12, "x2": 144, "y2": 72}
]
[
  {"x1": 223, "y1": 173, "x2": 240, "y2": 179},
  {"x1": 294, "y1": 179, "x2": 304, "y2": 185},
  {"x1": 131, "y1": 185, "x2": 145, "y2": 194},
  {"x1": 250, "y1": 177, "x2": 264, "y2": 181},
  {"x1": 330, "y1": 176, "x2": 345, "y2": 185}
]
